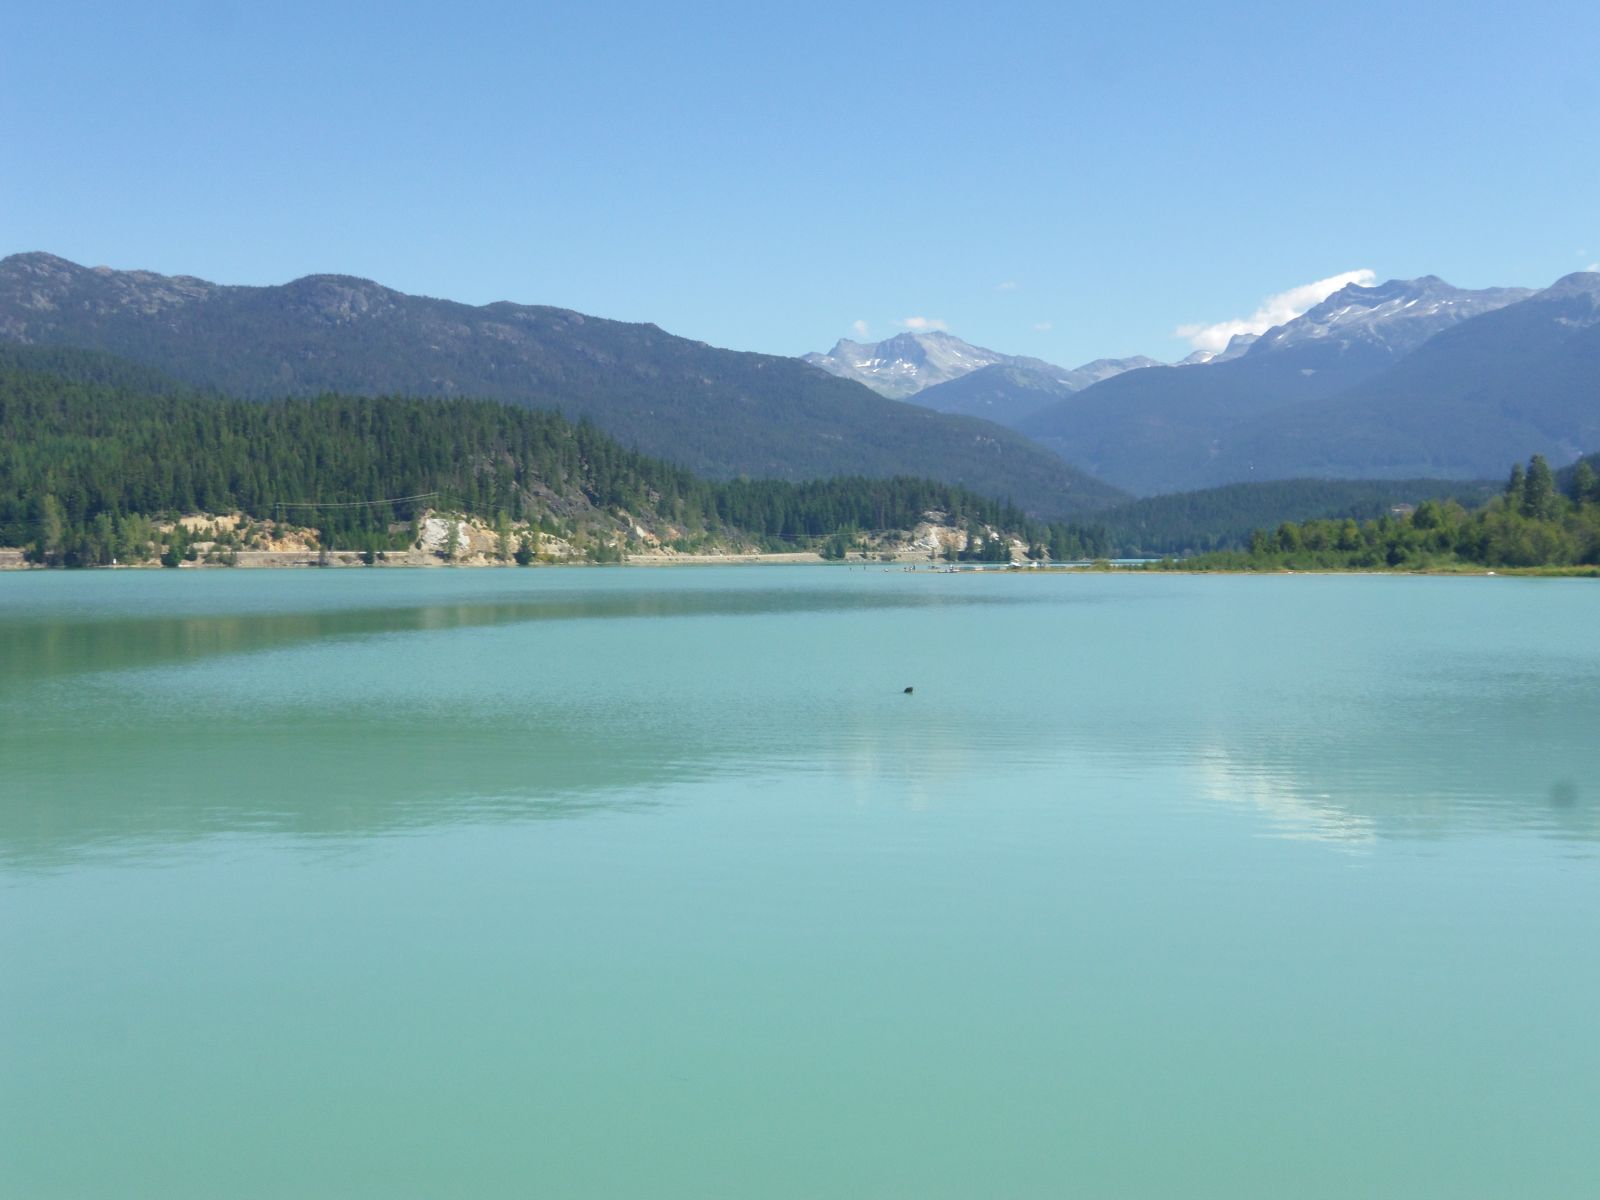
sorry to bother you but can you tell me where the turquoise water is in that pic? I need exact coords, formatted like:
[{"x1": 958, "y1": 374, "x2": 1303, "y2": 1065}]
[{"x1": 3, "y1": 568, "x2": 1597, "y2": 1197}]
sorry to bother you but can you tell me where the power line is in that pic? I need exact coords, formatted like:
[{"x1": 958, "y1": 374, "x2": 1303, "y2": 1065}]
[{"x1": 273, "y1": 491, "x2": 441, "y2": 515}]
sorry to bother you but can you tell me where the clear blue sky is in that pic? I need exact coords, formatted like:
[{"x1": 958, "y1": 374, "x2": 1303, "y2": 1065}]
[{"x1": 5, "y1": 0, "x2": 1597, "y2": 366}]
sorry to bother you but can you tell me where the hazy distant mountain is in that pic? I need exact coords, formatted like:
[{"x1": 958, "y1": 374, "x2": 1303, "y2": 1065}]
[
  {"x1": 1054, "y1": 355, "x2": 1166, "y2": 390},
  {"x1": 0, "y1": 253, "x2": 1126, "y2": 516},
  {"x1": 1019, "y1": 276, "x2": 1537, "y2": 493},
  {"x1": 909, "y1": 357, "x2": 1163, "y2": 428},
  {"x1": 801, "y1": 329, "x2": 1156, "y2": 403}
]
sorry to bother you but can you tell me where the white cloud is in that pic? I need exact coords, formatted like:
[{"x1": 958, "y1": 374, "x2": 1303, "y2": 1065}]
[
  {"x1": 898, "y1": 316, "x2": 948, "y2": 331},
  {"x1": 1586, "y1": 262, "x2": 1600, "y2": 273},
  {"x1": 1176, "y1": 268, "x2": 1377, "y2": 353},
  {"x1": 995, "y1": 280, "x2": 1018, "y2": 291},
  {"x1": 851, "y1": 319, "x2": 870, "y2": 337},
  {"x1": 1032, "y1": 321, "x2": 1052, "y2": 331}
]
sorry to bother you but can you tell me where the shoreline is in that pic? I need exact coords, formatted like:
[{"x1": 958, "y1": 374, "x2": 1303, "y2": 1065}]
[
  {"x1": 0, "y1": 546, "x2": 853, "y2": 570},
  {"x1": 3, "y1": 545, "x2": 1594, "y2": 577}
]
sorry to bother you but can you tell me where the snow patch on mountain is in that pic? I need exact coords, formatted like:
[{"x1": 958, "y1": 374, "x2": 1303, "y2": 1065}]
[
  {"x1": 803, "y1": 330, "x2": 1158, "y2": 400},
  {"x1": 802, "y1": 331, "x2": 1011, "y2": 399},
  {"x1": 1180, "y1": 332, "x2": 1258, "y2": 365},
  {"x1": 1246, "y1": 276, "x2": 1534, "y2": 358}
]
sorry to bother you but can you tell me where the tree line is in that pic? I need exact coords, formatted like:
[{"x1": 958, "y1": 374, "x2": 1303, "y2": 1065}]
[
  {"x1": 1169, "y1": 454, "x2": 1600, "y2": 571},
  {"x1": 1095, "y1": 476, "x2": 1498, "y2": 556},
  {"x1": 0, "y1": 357, "x2": 1108, "y2": 565}
]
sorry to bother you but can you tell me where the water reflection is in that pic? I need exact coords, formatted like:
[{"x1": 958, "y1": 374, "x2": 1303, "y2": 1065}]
[
  {"x1": 0, "y1": 581, "x2": 1031, "y2": 687},
  {"x1": 3, "y1": 572, "x2": 1597, "y2": 866},
  {"x1": 1184, "y1": 654, "x2": 1600, "y2": 845},
  {"x1": 1, "y1": 578, "x2": 1030, "y2": 867},
  {"x1": 1194, "y1": 751, "x2": 1380, "y2": 845}
]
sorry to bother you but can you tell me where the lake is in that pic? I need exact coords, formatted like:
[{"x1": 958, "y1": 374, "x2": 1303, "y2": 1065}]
[{"x1": 2, "y1": 567, "x2": 1597, "y2": 1197}]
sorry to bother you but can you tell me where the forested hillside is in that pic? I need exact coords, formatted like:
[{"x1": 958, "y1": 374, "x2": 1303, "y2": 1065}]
[
  {"x1": 1097, "y1": 477, "x2": 1497, "y2": 556},
  {"x1": 0, "y1": 254, "x2": 1126, "y2": 517},
  {"x1": 1170, "y1": 454, "x2": 1600, "y2": 571},
  {"x1": 0, "y1": 352, "x2": 1106, "y2": 566}
]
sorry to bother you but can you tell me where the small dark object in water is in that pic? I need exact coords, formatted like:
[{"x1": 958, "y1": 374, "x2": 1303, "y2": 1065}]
[{"x1": 903, "y1": 686, "x2": 914, "y2": 694}]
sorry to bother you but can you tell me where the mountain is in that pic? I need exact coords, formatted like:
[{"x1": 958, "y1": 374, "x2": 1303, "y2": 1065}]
[
  {"x1": 909, "y1": 356, "x2": 1162, "y2": 428},
  {"x1": 0, "y1": 253, "x2": 1126, "y2": 516},
  {"x1": 801, "y1": 331, "x2": 1015, "y2": 398},
  {"x1": 1019, "y1": 275, "x2": 1537, "y2": 493},
  {"x1": 1180, "y1": 332, "x2": 1257, "y2": 365},
  {"x1": 0, "y1": 348, "x2": 1111, "y2": 565},
  {"x1": 1252, "y1": 274, "x2": 1532, "y2": 357},
  {"x1": 1208, "y1": 272, "x2": 1600, "y2": 481},
  {"x1": 800, "y1": 329, "x2": 1154, "y2": 404}
]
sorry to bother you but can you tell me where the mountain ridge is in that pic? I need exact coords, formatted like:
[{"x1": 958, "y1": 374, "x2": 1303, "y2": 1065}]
[
  {"x1": 0, "y1": 252, "x2": 1126, "y2": 516},
  {"x1": 802, "y1": 328, "x2": 1155, "y2": 401},
  {"x1": 909, "y1": 357, "x2": 1160, "y2": 429},
  {"x1": 1019, "y1": 274, "x2": 1547, "y2": 493},
  {"x1": 0, "y1": 346, "x2": 1111, "y2": 566},
  {"x1": 1204, "y1": 272, "x2": 1600, "y2": 482}
]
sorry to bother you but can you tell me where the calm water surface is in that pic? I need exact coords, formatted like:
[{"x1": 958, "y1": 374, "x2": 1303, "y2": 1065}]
[{"x1": 2, "y1": 568, "x2": 1597, "y2": 1197}]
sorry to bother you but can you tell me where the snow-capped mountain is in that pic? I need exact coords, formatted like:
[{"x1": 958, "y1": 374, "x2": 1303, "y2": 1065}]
[
  {"x1": 1019, "y1": 275, "x2": 1548, "y2": 494},
  {"x1": 1225, "y1": 270, "x2": 1600, "y2": 479},
  {"x1": 801, "y1": 331, "x2": 1015, "y2": 399},
  {"x1": 802, "y1": 330, "x2": 1157, "y2": 402},
  {"x1": 1174, "y1": 278, "x2": 1528, "y2": 369},
  {"x1": 1246, "y1": 275, "x2": 1532, "y2": 358}
]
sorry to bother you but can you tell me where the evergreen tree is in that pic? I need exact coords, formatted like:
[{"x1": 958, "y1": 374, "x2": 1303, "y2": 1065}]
[
  {"x1": 0, "y1": 357, "x2": 1112, "y2": 567},
  {"x1": 495, "y1": 511, "x2": 512, "y2": 562},
  {"x1": 1570, "y1": 460, "x2": 1597, "y2": 507},
  {"x1": 1506, "y1": 461, "x2": 1526, "y2": 499},
  {"x1": 35, "y1": 493, "x2": 64, "y2": 564},
  {"x1": 1521, "y1": 455, "x2": 1557, "y2": 521}
]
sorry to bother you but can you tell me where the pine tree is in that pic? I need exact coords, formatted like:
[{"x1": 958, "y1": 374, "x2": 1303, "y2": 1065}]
[
  {"x1": 1571, "y1": 460, "x2": 1597, "y2": 507},
  {"x1": 1506, "y1": 461, "x2": 1526, "y2": 499},
  {"x1": 37, "y1": 493, "x2": 64, "y2": 564},
  {"x1": 1521, "y1": 455, "x2": 1557, "y2": 521}
]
